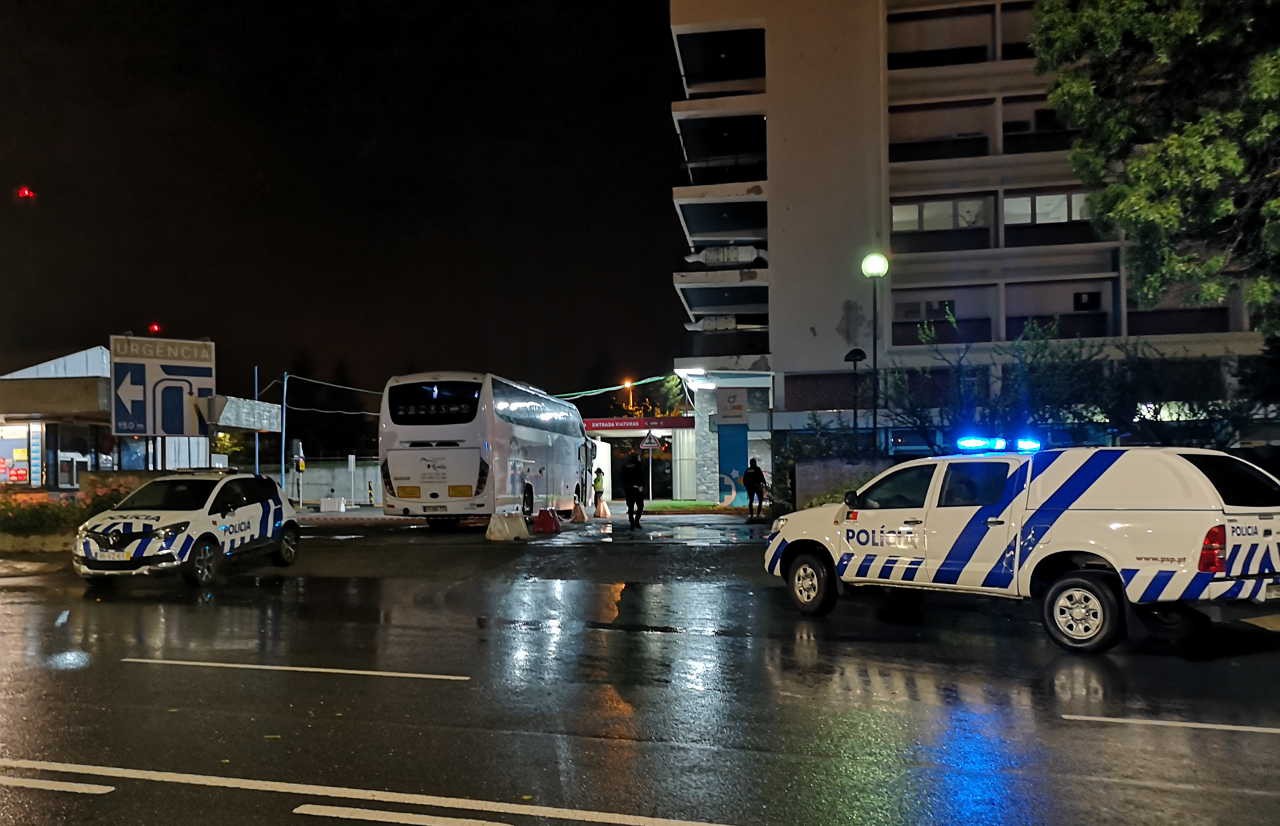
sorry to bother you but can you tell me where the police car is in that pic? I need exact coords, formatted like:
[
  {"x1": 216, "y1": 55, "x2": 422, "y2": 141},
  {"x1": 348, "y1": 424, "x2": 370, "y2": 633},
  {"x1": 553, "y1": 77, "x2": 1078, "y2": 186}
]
[
  {"x1": 766, "y1": 446, "x2": 1280, "y2": 652},
  {"x1": 73, "y1": 471, "x2": 300, "y2": 587}
]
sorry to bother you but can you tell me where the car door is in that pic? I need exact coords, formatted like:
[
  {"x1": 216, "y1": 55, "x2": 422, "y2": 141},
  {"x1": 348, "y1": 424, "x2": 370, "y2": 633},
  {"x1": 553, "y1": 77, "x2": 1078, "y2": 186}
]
[
  {"x1": 208, "y1": 479, "x2": 255, "y2": 553},
  {"x1": 838, "y1": 463, "x2": 938, "y2": 584},
  {"x1": 923, "y1": 458, "x2": 1025, "y2": 590}
]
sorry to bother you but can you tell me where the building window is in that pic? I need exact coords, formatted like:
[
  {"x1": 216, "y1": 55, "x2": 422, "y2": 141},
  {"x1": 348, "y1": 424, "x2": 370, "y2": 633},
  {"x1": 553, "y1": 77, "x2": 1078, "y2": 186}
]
[
  {"x1": 893, "y1": 204, "x2": 920, "y2": 231},
  {"x1": 1004, "y1": 190, "x2": 1091, "y2": 225},
  {"x1": 893, "y1": 197, "x2": 992, "y2": 232},
  {"x1": 1035, "y1": 194, "x2": 1069, "y2": 223}
]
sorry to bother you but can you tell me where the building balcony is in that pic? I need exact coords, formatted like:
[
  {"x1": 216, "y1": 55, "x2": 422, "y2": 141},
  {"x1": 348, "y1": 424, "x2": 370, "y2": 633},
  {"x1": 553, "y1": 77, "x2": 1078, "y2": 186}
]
[
  {"x1": 1004, "y1": 129, "x2": 1077, "y2": 154},
  {"x1": 1007, "y1": 311, "x2": 1111, "y2": 339},
  {"x1": 889, "y1": 135, "x2": 989, "y2": 163},
  {"x1": 892, "y1": 227, "x2": 991, "y2": 254},
  {"x1": 892, "y1": 317, "x2": 993, "y2": 346},
  {"x1": 1005, "y1": 221, "x2": 1103, "y2": 247},
  {"x1": 1128, "y1": 308, "x2": 1231, "y2": 336},
  {"x1": 682, "y1": 330, "x2": 771, "y2": 358}
]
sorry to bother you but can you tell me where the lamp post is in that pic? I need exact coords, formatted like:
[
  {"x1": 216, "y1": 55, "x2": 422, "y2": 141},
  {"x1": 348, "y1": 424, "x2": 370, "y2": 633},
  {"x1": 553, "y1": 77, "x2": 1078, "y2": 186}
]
[
  {"x1": 843, "y1": 348, "x2": 866, "y2": 439},
  {"x1": 860, "y1": 252, "x2": 889, "y2": 452}
]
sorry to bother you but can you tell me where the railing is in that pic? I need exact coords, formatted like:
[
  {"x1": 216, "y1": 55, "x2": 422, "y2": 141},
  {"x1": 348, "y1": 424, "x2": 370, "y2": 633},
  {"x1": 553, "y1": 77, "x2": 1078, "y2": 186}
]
[
  {"x1": 683, "y1": 330, "x2": 770, "y2": 358},
  {"x1": 892, "y1": 317, "x2": 993, "y2": 346},
  {"x1": 681, "y1": 153, "x2": 767, "y2": 186},
  {"x1": 1005, "y1": 221, "x2": 1102, "y2": 247},
  {"x1": 1003, "y1": 130, "x2": 1077, "y2": 154},
  {"x1": 888, "y1": 45, "x2": 991, "y2": 70},
  {"x1": 889, "y1": 135, "x2": 990, "y2": 163},
  {"x1": 1007, "y1": 312, "x2": 1109, "y2": 340},
  {"x1": 1127, "y1": 308, "x2": 1231, "y2": 336},
  {"x1": 891, "y1": 227, "x2": 991, "y2": 254}
]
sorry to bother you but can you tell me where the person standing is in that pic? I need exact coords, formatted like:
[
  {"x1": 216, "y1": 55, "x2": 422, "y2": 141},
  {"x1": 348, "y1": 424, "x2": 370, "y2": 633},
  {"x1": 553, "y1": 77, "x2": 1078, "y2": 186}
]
[
  {"x1": 743, "y1": 458, "x2": 766, "y2": 519},
  {"x1": 593, "y1": 468, "x2": 606, "y2": 509},
  {"x1": 621, "y1": 453, "x2": 646, "y2": 529}
]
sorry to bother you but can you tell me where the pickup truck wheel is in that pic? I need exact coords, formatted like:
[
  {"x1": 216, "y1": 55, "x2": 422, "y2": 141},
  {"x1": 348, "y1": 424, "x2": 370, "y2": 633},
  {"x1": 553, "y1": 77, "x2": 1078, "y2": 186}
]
[
  {"x1": 787, "y1": 552, "x2": 837, "y2": 616},
  {"x1": 1042, "y1": 572, "x2": 1123, "y2": 654}
]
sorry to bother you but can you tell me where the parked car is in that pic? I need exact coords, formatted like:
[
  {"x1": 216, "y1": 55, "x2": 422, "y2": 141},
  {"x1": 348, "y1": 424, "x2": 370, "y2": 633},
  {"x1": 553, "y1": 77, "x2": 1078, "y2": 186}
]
[{"x1": 73, "y1": 471, "x2": 300, "y2": 587}]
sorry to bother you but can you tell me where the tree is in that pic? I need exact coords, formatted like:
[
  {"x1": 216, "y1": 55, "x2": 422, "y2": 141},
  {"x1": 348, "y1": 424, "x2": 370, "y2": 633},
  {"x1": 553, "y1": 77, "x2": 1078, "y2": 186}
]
[{"x1": 1034, "y1": 1, "x2": 1280, "y2": 321}]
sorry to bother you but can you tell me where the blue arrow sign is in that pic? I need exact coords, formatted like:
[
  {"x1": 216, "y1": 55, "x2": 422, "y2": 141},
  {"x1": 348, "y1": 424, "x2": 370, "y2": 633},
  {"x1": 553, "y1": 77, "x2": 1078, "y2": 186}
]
[{"x1": 113, "y1": 363, "x2": 147, "y2": 434}]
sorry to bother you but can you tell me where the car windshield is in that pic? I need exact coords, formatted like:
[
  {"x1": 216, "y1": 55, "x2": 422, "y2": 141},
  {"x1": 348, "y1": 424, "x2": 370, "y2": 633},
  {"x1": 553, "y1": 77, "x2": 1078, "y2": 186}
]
[{"x1": 116, "y1": 479, "x2": 218, "y2": 511}]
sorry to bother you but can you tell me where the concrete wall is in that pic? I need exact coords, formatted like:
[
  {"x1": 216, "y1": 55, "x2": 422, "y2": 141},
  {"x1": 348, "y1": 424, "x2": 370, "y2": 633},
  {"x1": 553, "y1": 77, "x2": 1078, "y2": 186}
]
[
  {"x1": 268, "y1": 459, "x2": 384, "y2": 507},
  {"x1": 693, "y1": 389, "x2": 719, "y2": 501}
]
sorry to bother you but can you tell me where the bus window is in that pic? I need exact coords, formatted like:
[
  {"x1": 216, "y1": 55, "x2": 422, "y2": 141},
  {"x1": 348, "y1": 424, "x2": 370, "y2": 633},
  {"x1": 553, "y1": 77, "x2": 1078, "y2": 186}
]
[{"x1": 387, "y1": 381, "x2": 481, "y2": 425}]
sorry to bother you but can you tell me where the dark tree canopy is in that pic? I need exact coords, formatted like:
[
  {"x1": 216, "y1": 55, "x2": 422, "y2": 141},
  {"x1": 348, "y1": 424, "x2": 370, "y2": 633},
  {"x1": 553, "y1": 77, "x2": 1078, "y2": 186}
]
[{"x1": 1034, "y1": 0, "x2": 1280, "y2": 321}]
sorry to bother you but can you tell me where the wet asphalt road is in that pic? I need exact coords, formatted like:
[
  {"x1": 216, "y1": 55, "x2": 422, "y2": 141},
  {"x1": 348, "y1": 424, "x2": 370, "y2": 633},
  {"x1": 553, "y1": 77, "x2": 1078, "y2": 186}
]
[{"x1": 2, "y1": 514, "x2": 1280, "y2": 825}]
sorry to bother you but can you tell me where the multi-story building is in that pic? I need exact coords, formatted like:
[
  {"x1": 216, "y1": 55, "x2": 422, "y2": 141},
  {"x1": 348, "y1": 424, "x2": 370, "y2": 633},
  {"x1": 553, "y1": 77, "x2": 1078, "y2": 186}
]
[{"x1": 667, "y1": 0, "x2": 1262, "y2": 502}]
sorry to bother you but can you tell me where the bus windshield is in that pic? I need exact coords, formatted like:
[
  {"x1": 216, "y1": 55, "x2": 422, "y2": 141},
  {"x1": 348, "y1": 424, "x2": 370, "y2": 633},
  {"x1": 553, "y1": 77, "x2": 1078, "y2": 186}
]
[{"x1": 387, "y1": 381, "x2": 481, "y2": 425}]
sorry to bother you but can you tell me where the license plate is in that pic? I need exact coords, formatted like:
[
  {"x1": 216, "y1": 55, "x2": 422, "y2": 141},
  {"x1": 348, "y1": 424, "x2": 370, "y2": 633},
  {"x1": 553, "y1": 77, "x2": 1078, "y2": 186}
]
[
  {"x1": 397, "y1": 486, "x2": 421, "y2": 499},
  {"x1": 1267, "y1": 583, "x2": 1280, "y2": 601},
  {"x1": 423, "y1": 505, "x2": 447, "y2": 513},
  {"x1": 448, "y1": 485, "x2": 473, "y2": 498},
  {"x1": 95, "y1": 550, "x2": 130, "y2": 561}
]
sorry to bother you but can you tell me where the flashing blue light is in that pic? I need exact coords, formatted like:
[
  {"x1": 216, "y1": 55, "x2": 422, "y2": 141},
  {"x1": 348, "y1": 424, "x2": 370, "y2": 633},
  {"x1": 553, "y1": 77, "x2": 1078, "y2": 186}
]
[
  {"x1": 956, "y1": 436, "x2": 1007, "y2": 451},
  {"x1": 1015, "y1": 438, "x2": 1042, "y2": 452}
]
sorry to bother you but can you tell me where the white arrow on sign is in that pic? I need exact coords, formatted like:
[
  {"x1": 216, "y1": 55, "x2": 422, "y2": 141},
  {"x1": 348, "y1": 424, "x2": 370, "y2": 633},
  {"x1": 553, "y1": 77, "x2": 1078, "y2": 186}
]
[{"x1": 116, "y1": 371, "x2": 145, "y2": 409}]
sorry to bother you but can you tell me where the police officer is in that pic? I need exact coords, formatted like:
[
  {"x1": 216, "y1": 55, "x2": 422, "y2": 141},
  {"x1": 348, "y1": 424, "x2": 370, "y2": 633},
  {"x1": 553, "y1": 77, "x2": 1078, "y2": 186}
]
[
  {"x1": 621, "y1": 454, "x2": 646, "y2": 529},
  {"x1": 743, "y1": 458, "x2": 766, "y2": 519}
]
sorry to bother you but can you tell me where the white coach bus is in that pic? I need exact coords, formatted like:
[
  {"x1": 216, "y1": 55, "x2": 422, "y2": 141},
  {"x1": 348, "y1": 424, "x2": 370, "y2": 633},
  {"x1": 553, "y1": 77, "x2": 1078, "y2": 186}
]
[{"x1": 379, "y1": 372, "x2": 592, "y2": 520}]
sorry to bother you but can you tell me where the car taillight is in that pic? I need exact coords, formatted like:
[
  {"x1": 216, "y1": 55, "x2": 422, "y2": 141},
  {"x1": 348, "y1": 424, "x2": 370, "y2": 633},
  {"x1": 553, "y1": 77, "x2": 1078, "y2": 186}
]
[
  {"x1": 1199, "y1": 524, "x2": 1226, "y2": 573},
  {"x1": 475, "y1": 458, "x2": 490, "y2": 496},
  {"x1": 380, "y1": 460, "x2": 394, "y2": 495}
]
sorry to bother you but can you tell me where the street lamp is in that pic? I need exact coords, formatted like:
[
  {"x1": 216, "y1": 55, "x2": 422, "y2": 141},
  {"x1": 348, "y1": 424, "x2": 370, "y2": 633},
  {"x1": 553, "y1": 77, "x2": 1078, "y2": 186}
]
[
  {"x1": 844, "y1": 348, "x2": 866, "y2": 435},
  {"x1": 860, "y1": 252, "x2": 889, "y2": 451},
  {"x1": 623, "y1": 379, "x2": 633, "y2": 410}
]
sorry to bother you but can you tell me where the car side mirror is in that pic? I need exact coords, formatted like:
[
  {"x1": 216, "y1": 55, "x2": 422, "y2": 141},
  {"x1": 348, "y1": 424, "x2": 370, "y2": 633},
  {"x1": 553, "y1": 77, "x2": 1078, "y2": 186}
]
[{"x1": 843, "y1": 490, "x2": 860, "y2": 509}]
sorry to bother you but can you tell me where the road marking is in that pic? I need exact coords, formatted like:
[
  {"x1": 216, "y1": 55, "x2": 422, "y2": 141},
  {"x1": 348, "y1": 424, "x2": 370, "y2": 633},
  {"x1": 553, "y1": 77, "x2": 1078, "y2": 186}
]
[
  {"x1": 295, "y1": 804, "x2": 508, "y2": 825},
  {"x1": 0, "y1": 758, "x2": 733, "y2": 826},
  {"x1": 1064, "y1": 714, "x2": 1280, "y2": 735},
  {"x1": 121, "y1": 658, "x2": 470, "y2": 682},
  {"x1": 0, "y1": 775, "x2": 114, "y2": 795}
]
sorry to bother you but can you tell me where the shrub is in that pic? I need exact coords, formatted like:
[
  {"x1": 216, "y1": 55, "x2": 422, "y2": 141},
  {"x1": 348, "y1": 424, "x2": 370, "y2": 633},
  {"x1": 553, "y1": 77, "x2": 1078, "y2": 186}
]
[{"x1": 0, "y1": 484, "x2": 132, "y2": 536}]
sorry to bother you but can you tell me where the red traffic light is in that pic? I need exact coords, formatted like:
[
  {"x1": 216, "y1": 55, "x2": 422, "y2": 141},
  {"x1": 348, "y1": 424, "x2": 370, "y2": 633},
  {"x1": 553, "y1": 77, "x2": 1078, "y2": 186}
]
[
  {"x1": 147, "y1": 322, "x2": 162, "y2": 335},
  {"x1": 14, "y1": 186, "x2": 36, "y2": 201}
]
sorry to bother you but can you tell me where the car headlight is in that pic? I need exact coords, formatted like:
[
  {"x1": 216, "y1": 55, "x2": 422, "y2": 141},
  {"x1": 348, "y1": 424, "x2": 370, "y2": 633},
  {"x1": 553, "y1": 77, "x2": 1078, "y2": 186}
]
[
  {"x1": 158, "y1": 522, "x2": 190, "y2": 541},
  {"x1": 770, "y1": 517, "x2": 788, "y2": 533}
]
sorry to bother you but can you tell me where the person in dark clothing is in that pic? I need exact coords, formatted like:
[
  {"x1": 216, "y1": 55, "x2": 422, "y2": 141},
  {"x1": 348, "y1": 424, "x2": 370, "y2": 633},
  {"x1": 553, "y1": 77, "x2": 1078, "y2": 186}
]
[
  {"x1": 621, "y1": 454, "x2": 646, "y2": 529},
  {"x1": 743, "y1": 458, "x2": 767, "y2": 519}
]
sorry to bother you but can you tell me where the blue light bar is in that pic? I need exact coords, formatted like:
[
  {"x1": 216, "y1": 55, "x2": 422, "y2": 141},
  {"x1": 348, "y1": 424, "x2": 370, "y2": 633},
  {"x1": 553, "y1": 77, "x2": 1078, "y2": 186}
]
[
  {"x1": 1015, "y1": 438, "x2": 1042, "y2": 452},
  {"x1": 956, "y1": 436, "x2": 1007, "y2": 451}
]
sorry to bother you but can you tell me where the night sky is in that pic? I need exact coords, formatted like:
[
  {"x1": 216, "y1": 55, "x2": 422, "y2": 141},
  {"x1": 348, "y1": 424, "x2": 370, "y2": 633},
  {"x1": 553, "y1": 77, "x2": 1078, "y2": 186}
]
[{"x1": 2, "y1": 1, "x2": 686, "y2": 401}]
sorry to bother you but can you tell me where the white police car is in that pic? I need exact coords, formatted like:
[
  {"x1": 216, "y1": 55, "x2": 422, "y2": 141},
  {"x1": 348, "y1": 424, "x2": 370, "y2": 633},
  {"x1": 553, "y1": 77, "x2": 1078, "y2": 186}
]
[
  {"x1": 73, "y1": 472, "x2": 300, "y2": 587},
  {"x1": 766, "y1": 446, "x2": 1280, "y2": 652}
]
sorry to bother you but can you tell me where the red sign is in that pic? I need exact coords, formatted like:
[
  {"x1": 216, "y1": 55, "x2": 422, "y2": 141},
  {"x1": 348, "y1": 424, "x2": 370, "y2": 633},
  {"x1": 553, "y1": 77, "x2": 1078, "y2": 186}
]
[
  {"x1": 7, "y1": 466, "x2": 28, "y2": 483},
  {"x1": 584, "y1": 416, "x2": 694, "y2": 432}
]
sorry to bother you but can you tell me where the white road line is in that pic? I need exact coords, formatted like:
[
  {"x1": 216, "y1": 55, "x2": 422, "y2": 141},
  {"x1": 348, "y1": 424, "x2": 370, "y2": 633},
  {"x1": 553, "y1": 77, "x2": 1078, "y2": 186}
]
[
  {"x1": 0, "y1": 775, "x2": 114, "y2": 795},
  {"x1": 295, "y1": 804, "x2": 508, "y2": 826},
  {"x1": 1063, "y1": 714, "x2": 1280, "y2": 735},
  {"x1": 0, "y1": 758, "x2": 733, "y2": 826},
  {"x1": 121, "y1": 658, "x2": 470, "y2": 682}
]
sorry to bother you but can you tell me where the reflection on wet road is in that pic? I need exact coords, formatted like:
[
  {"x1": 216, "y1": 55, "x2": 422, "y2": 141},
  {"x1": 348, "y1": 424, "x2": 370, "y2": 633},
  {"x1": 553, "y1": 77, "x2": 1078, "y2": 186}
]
[{"x1": 0, "y1": 514, "x2": 1278, "y2": 824}]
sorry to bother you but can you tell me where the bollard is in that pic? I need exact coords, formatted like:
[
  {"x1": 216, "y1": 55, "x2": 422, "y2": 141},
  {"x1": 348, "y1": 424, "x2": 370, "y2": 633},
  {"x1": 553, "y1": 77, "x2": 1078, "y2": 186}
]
[{"x1": 485, "y1": 513, "x2": 530, "y2": 541}]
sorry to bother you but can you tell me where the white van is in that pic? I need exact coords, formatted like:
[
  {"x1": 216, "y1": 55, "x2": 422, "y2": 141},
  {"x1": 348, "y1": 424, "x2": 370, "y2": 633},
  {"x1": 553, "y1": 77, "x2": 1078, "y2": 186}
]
[{"x1": 765, "y1": 447, "x2": 1280, "y2": 652}]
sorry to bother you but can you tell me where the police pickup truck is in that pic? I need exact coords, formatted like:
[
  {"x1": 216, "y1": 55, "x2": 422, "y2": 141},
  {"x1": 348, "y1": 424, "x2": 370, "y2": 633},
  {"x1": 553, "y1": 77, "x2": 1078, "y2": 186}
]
[
  {"x1": 766, "y1": 447, "x2": 1280, "y2": 652},
  {"x1": 73, "y1": 471, "x2": 300, "y2": 587}
]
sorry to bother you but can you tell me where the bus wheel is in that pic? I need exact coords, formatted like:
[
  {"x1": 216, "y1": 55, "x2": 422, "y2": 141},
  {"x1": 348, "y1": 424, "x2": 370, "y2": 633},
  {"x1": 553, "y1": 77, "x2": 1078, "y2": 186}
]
[{"x1": 522, "y1": 485, "x2": 535, "y2": 517}]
